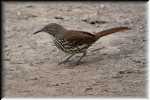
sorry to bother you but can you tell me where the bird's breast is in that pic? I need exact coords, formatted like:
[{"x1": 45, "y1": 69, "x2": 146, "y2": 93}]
[{"x1": 54, "y1": 39, "x2": 89, "y2": 54}]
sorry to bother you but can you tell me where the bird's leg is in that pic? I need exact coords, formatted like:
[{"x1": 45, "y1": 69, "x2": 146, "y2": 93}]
[
  {"x1": 58, "y1": 54, "x2": 75, "y2": 65},
  {"x1": 76, "y1": 52, "x2": 87, "y2": 65}
]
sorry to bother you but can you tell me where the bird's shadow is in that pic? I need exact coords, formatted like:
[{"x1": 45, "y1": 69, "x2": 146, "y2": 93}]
[{"x1": 86, "y1": 48, "x2": 134, "y2": 65}]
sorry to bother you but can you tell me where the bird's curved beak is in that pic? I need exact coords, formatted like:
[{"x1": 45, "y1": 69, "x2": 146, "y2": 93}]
[{"x1": 33, "y1": 29, "x2": 42, "y2": 34}]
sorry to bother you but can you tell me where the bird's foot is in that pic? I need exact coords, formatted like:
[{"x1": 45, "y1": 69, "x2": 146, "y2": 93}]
[
  {"x1": 58, "y1": 61, "x2": 66, "y2": 65},
  {"x1": 75, "y1": 60, "x2": 84, "y2": 65},
  {"x1": 58, "y1": 60, "x2": 70, "y2": 65},
  {"x1": 58, "y1": 60, "x2": 83, "y2": 65},
  {"x1": 75, "y1": 61, "x2": 81, "y2": 65}
]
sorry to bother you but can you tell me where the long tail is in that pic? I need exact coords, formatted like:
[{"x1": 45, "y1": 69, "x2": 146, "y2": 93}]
[{"x1": 95, "y1": 27, "x2": 130, "y2": 38}]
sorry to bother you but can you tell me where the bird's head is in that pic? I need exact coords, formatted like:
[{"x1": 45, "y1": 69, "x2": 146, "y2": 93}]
[{"x1": 33, "y1": 23, "x2": 66, "y2": 37}]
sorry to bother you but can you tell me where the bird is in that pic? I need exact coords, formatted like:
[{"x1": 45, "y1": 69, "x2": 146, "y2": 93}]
[{"x1": 33, "y1": 23, "x2": 130, "y2": 65}]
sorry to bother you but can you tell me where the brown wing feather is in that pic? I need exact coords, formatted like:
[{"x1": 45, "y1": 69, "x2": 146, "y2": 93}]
[{"x1": 63, "y1": 30, "x2": 96, "y2": 45}]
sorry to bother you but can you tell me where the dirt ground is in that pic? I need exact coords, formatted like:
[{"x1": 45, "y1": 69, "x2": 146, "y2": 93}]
[{"x1": 3, "y1": 2, "x2": 147, "y2": 97}]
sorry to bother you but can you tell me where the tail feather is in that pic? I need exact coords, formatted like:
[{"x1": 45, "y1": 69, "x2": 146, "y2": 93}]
[{"x1": 95, "y1": 27, "x2": 130, "y2": 38}]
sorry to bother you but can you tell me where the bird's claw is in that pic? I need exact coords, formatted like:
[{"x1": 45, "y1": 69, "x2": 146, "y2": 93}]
[{"x1": 58, "y1": 60, "x2": 70, "y2": 65}]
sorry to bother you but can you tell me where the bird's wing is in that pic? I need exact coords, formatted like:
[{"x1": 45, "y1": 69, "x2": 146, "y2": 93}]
[{"x1": 63, "y1": 30, "x2": 96, "y2": 45}]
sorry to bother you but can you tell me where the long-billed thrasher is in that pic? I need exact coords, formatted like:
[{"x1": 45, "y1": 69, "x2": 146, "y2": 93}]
[{"x1": 33, "y1": 23, "x2": 130, "y2": 65}]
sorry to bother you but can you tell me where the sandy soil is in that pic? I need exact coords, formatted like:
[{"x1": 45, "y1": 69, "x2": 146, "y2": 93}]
[{"x1": 3, "y1": 2, "x2": 147, "y2": 97}]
